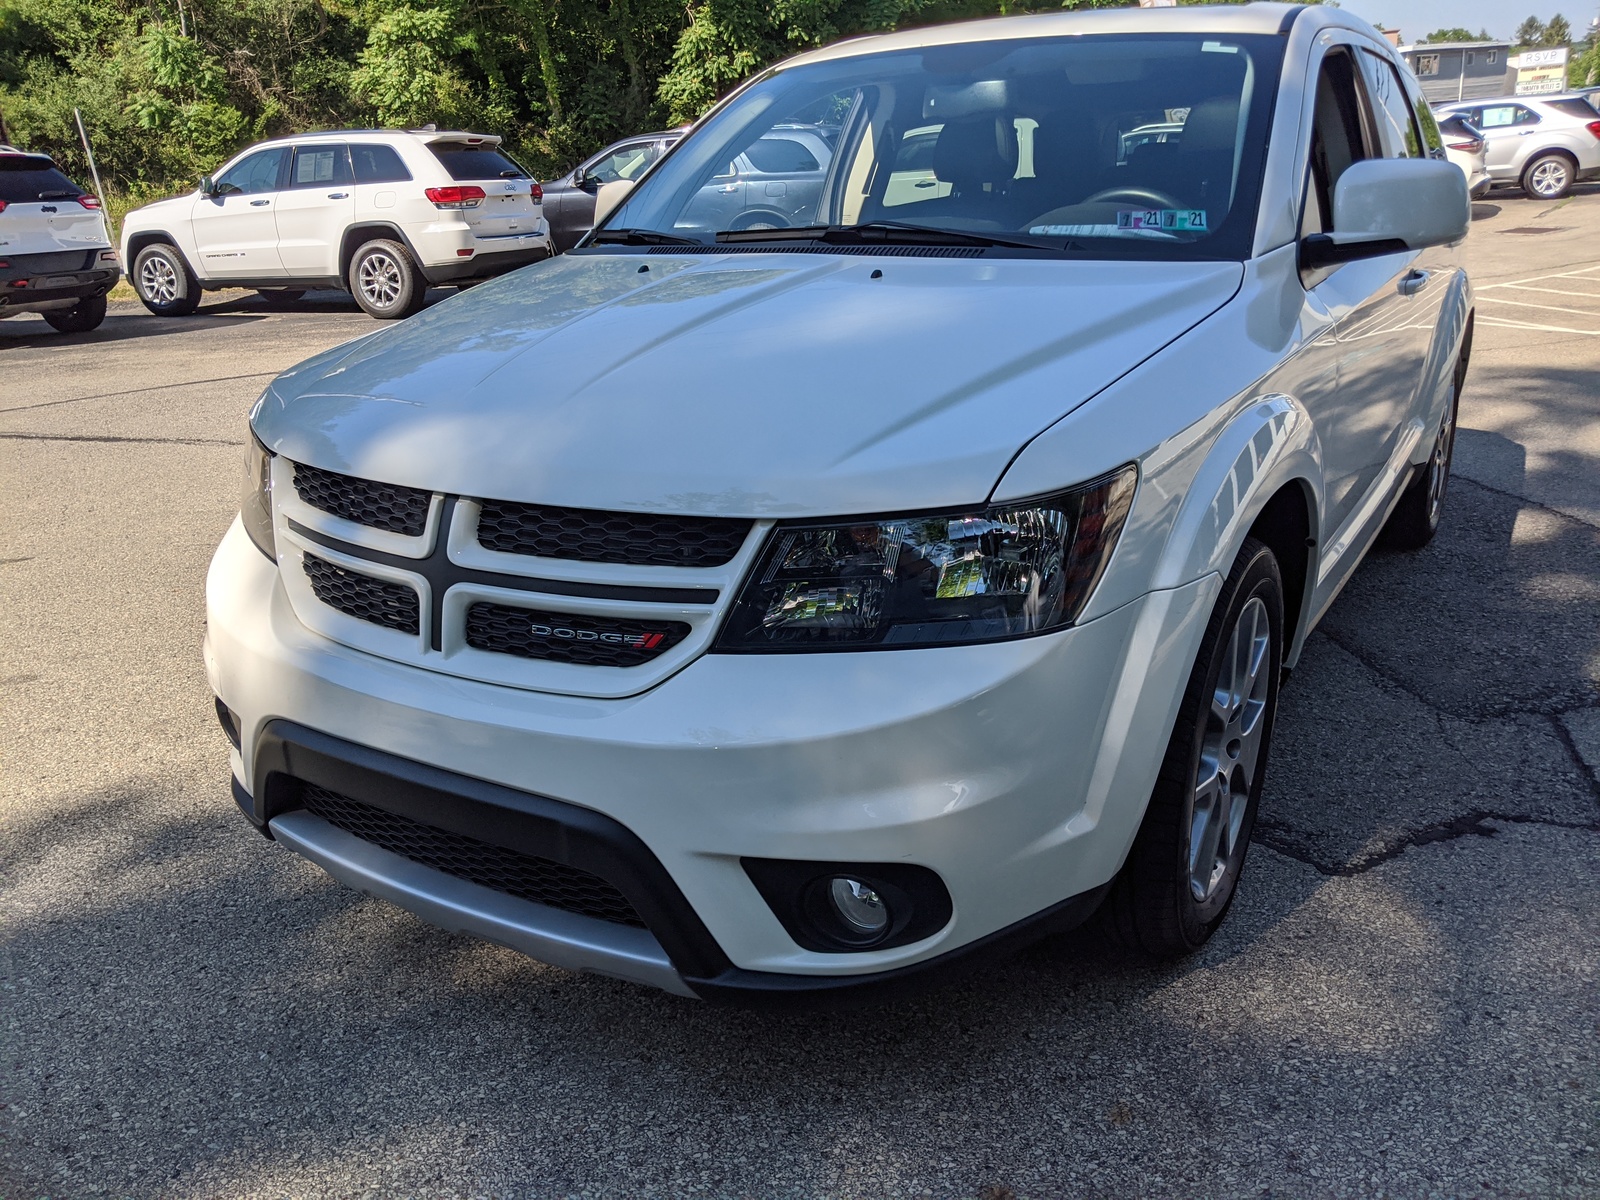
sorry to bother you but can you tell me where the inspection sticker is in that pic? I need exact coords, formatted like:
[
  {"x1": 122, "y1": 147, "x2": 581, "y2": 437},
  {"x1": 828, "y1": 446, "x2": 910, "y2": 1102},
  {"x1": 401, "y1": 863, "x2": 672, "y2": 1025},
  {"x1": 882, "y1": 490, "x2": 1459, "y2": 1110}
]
[{"x1": 1117, "y1": 209, "x2": 1208, "y2": 232}]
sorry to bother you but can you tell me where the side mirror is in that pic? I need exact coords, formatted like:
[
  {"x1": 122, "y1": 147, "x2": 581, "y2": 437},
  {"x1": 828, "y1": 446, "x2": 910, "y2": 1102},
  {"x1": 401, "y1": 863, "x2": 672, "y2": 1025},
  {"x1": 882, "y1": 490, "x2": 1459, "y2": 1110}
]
[
  {"x1": 592, "y1": 178, "x2": 636, "y2": 227},
  {"x1": 1300, "y1": 157, "x2": 1469, "y2": 270},
  {"x1": 198, "y1": 175, "x2": 216, "y2": 196}
]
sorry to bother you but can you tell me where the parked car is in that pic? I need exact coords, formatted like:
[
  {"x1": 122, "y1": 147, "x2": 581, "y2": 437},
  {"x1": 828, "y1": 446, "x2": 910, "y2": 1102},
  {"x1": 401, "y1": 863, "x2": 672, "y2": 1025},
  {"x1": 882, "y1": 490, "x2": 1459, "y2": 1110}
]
[
  {"x1": 1435, "y1": 94, "x2": 1600, "y2": 199},
  {"x1": 0, "y1": 146, "x2": 118, "y2": 333},
  {"x1": 120, "y1": 130, "x2": 552, "y2": 319},
  {"x1": 1437, "y1": 113, "x2": 1492, "y2": 198},
  {"x1": 542, "y1": 130, "x2": 685, "y2": 252},
  {"x1": 209, "y1": 4, "x2": 1471, "y2": 1003}
]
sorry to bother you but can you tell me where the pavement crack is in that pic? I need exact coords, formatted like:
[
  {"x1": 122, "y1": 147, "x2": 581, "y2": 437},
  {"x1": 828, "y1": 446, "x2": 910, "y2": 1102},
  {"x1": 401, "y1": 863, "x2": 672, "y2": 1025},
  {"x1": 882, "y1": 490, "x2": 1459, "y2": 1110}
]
[
  {"x1": 1550, "y1": 714, "x2": 1600, "y2": 809},
  {"x1": 0, "y1": 371, "x2": 275, "y2": 415},
  {"x1": 1253, "y1": 810, "x2": 1600, "y2": 877},
  {"x1": 0, "y1": 433, "x2": 241, "y2": 447}
]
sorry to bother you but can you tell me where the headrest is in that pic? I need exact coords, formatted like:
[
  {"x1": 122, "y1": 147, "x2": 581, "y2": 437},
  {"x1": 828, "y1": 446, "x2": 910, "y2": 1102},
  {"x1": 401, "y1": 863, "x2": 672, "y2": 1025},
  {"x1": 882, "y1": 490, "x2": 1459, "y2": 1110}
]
[
  {"x1": 932, "y1": 115, "x2": 1018, "y2": 191},
  {"x1": 1182, "y1": 97, "x2": 1241, "y2": 155}
]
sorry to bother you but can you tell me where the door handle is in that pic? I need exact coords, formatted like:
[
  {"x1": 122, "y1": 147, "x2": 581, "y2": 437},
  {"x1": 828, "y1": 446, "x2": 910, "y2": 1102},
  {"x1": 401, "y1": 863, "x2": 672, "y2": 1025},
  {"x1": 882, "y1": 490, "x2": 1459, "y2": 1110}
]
[
  {"x1": 718, "y1": 185, "x2": 739, "y2": 193},
  {"x1": 1398, "y1": 268, "x2": 1429, "y2": 296},
  {"x1": 250, "y1": 199, "x2": 270, "y2": 206},
  {"x1": 326, "y1": 192, "x2": 349, "y2": 199}
]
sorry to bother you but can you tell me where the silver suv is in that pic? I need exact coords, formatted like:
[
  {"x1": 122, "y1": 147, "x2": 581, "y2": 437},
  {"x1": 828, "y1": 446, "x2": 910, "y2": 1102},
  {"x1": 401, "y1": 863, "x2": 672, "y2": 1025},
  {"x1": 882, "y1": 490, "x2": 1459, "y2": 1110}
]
[
  {"x1": 120, "y1": 129, "x2": 552, "y2": 319},
  {"x1": 1435, "y1": 94, "x2": 1600, "y2": 200}
]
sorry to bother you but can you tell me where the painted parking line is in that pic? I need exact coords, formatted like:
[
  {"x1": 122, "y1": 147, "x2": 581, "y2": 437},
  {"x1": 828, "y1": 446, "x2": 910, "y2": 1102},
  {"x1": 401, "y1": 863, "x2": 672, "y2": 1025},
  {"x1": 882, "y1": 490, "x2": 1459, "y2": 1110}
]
[{"x1": 1478, "y1": 263, "x2": 1600, "y2": 335}]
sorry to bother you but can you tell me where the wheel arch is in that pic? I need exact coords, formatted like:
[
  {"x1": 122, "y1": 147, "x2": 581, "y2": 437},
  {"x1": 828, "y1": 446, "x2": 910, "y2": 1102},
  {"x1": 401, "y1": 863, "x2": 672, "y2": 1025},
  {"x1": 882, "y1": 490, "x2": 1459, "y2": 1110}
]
[
  {"x1": 338, "y1": 224, "x2": 421, "y2": 282},
  {"x1": 125, "y1": 232, "x2": 197, "y2": 279}
]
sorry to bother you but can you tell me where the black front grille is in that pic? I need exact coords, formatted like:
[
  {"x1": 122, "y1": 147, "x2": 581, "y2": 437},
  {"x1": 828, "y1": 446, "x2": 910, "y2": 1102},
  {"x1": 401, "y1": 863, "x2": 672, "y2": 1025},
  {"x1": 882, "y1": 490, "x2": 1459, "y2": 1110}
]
[
  {"x1": 294, "y1": 463, "x2": 430, "y2": 536},
  {"x1": 465, "y1": 602, "x2": 689, "y2": 667},
  {"x1": 476, "y1": 500, "x2": 749, "y2": 568},
  {"x1": 298, "y1": 784, "x2": 644, "y2": 927},
  {"x1": 303, "y1": 554, "x2": 419, "y2": 634}
]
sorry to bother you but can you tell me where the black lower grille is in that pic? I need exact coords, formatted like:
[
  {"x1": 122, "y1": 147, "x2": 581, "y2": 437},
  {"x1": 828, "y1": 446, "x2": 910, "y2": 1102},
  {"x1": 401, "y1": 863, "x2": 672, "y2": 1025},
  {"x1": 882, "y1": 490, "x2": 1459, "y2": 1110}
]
[
  {"x1": 298, "y1": 784, "x2": 644, "y2": 927},
  {"x1": 303, "y1": 553, "x2": 419, "y2": 634},
  {"x1": 476, "y1": 499, "x2": 750, "y2": 568},
  {"x1": 294, "y1": 462, "x2": 430, "y2": 536},
  {"x1": 465, "y1": 602, "x2": 689, "y2": 667}
]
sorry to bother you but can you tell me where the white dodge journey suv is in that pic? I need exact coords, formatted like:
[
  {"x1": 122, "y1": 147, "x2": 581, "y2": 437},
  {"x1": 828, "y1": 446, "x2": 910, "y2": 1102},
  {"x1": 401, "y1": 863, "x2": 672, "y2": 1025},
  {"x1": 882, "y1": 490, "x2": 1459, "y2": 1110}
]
[
  {"x1": 208, "y1": 3, "x2": 1473, "y2": 1004},
  {"x1": 121, "y1": 129, "x2": 551, "y2": 319}
]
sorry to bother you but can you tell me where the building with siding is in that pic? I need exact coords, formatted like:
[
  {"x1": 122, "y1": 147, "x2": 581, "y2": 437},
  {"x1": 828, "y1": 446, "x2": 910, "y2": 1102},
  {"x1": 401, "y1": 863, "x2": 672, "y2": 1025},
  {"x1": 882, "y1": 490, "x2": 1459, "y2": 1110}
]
[{"x1": 1399, "y1": 42, "x2": 1515, "y2": 103}]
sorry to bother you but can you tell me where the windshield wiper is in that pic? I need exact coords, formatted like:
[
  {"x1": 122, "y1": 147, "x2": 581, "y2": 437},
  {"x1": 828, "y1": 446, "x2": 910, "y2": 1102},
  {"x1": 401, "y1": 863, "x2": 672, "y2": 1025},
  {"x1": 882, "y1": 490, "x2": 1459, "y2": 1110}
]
[
  {"x1": 716, "y1": 221, "x2": 1052, "y2": 252},
  {"x1": 38, "y1": 189, "x2": 78, "y2": 200},
  {"x1": 588, "y1": 227, "x2": 706, "y2": 246}
]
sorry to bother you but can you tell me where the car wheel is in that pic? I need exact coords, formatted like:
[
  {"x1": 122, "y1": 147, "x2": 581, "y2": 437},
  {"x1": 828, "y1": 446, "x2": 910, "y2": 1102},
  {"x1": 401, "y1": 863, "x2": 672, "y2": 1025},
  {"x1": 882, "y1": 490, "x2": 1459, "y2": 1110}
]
[
  {"x1": 132, "y1": 244, "x2": 201, "y2": 316},
  {"x1": 348, "y1": 240, "x2": 425, "y2": 319},
  {"x1": 257, "y1": 289, "x2": 306, "y2": 308},
  {"x1": 42, "y1": 292, "x2": 108, "y2": 334},
  {"x1": 731, "y1": 212, "x2": 789, "y2": 231},
  {"x1": 1380, "y1": 360, "x2": 1462, "y2": 551},
  {"x1": 1097, "y1": 537, "x2": 1284, "y2": 958},
  {"x1": 1521, "y1": 153, "x2": 1573, "y2": 200}
]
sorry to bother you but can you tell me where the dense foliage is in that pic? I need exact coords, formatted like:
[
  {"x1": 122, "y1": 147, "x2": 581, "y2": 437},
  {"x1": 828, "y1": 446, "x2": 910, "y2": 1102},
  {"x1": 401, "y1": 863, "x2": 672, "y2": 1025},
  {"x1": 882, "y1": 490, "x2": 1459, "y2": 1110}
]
[{"x1": 0, "y1": 0, "x2": 1143, "y2": 202}]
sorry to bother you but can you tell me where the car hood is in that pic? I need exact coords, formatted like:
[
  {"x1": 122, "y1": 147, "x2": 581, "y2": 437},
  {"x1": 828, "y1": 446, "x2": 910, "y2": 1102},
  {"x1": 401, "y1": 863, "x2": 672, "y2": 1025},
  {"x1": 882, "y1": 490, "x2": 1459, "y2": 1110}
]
[
  {"x1": 254, "y1": 251, "x2": 1242, "y2": 517},
  {"x1": 124, "y1": 193, "x2": 195, "y2": 226}
]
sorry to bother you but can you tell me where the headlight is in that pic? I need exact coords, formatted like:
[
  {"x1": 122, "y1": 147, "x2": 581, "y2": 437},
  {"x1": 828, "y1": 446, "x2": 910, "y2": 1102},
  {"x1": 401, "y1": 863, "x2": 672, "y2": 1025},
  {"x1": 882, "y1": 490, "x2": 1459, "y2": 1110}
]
[
  {"x1": 241, "y1": 430, "x2": 276, "y2": 560},
  {"x1": 715, "y1": 465, "x2": 1137, "y2": 651}
]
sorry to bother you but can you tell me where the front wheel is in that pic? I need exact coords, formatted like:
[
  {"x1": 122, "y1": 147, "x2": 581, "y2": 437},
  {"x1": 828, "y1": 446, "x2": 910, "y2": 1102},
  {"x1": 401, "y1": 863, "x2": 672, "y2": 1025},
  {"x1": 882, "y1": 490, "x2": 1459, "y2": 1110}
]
[
  {"x1": 1097, "y1": 537, "x2": 1284, "y2": 958},
  {"x1": 348, "y1": 239, "x2": 425, "y2": 320},
  {"x1": 43, "y1": 292, "x2": 107, "y2": 333},
  {"x1": 1521, "y1": 153, "x2": 1573, "y2": 200},
  {"x1": 132, "y1": 244, "x2": 201, "y2": 316}
]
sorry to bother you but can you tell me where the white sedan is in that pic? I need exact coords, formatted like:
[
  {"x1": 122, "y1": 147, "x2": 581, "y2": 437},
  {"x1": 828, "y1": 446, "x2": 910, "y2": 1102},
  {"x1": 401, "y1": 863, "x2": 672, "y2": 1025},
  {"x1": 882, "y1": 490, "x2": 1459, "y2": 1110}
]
[{"x1": 208, "y1": 2, "x2": 1471, "y2": 1003}]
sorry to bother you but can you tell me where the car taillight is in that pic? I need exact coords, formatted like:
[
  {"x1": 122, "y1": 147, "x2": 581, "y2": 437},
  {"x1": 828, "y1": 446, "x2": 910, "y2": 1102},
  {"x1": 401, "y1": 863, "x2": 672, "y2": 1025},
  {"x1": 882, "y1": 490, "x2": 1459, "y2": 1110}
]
[
  {"x1": 1447, "y1": 139, "x2": 1484, "y2": 153},
  {"x1": 76, "y1": 195, "x2": 102, "y2": 209},
  {"x1": 0, "y1": 200, "x2": 7, "y2": 214},
  {"x1": 1587, "y1": 120, "x2": 1600, "y2": 141},
  {"x1": 530, "y1": 181, "x2": 543, "y2": 203},
  {"x1": 424, "y1": 185, "x2": 486, "y2": 208}
]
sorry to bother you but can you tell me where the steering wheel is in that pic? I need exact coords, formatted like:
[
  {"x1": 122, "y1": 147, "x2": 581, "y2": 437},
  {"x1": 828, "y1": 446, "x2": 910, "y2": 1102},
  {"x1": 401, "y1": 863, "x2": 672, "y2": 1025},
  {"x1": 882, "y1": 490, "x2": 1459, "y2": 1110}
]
[{"x1": 1082, "y1": 186, "x2": 1186, "y2": 211}]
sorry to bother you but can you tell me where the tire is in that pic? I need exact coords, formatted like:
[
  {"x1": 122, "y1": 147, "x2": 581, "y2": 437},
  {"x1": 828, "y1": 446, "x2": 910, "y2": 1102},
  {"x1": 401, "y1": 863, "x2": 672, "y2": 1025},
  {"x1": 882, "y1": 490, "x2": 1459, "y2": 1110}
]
[
  {"x1": 1380, "y1": 360, "x2": 1461, "y2": 551},
  {"x1": 731, "y1": 211, "x2": 789, "y2": 231},
  {"x1": 1521, "y1": 153, "x2": 1574, "y2": 201},
  {"x1": 1097, "y1": 537, "x2": 1284, "y2": 958},
  {"x1": 42, "y1": 292, "x2": 107, "y2": 334},
  {"x1": 256, "y1": 289, "x2": 306, "y2": 308},
  {"x1": 132, "y1": 243, "x2": 201, "y2": 316},
  {"x1": 348, "y1": 239, "x2": 426, "y2": 319}
]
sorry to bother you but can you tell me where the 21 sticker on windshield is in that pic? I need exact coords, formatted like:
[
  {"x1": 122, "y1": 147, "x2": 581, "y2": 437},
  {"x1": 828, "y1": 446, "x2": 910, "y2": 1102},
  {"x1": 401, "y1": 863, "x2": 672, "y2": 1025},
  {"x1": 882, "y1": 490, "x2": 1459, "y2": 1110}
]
[{"x1": 1118, "y1": 209, "x2": 1208, "y2": 232}]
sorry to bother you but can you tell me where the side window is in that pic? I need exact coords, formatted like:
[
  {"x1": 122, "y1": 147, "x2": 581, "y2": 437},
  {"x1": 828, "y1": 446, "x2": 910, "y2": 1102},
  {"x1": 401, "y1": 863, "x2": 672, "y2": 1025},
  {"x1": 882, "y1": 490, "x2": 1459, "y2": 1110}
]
[
  {"x1": 1302, "y1": 49, "x2": 1374, "y2": 238},
  {"x1": 744, "y1": 136, "x2": 822, "y2": 174},
  {"x1": 1359, "y1": 51, "x2": 1423, "y2": 158},
  {"x1": 349, "y1": 144, "x2": 413, "y2": 184},
  {"x1": 289, "y1": 144, "x2": 352, "y2": 189},
  {"x1": 1479, "y1": 105, "x2": 1537, "y2": 130},
  {"x1": 214, "y1": 148, "x2": 288, "y2": 195},
  {"x1": 1394, "y1": 70, "x2": 1444, "y2": 159},
  {"x1": 586, "y1": 142, "x2": 658, "y2": 184}
]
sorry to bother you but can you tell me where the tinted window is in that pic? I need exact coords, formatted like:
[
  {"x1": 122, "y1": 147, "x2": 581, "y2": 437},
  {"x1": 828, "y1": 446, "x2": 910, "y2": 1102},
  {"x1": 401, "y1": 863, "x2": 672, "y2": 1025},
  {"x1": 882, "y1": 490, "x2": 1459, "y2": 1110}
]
[
  {"x1": 1359, "y1": 51, "x2": 1422, "y2": 158},
  {"x1": 350, "y1": 144, "x2": 412, "y2": 184},
  {"x1": 429, "y1": 145, "x2": 529, "y2": 181},
  {"x1": 215, "y1": 148, "x2": 287, "y2": 195},
  {"x1": 744, "y1": 136, "x2": 821, "y2": 173},
  {"x1": 289, "y1": 144, "x2": 353, "y2": 188},
  {"x1": 1546, "y1": 98, "x2": 1600, "y2": 120},
  {"x1": 1303, "y1": 50, "x2": 1374, "y2": 237},
  {"x1": 0, "y1": 156, "x2": 84, "y2": 202}
]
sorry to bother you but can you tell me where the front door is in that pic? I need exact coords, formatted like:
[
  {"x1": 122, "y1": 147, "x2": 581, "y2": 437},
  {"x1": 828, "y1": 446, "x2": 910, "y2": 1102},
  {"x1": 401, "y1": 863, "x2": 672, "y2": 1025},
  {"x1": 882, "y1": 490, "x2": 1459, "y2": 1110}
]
[
  {"x1": 1474, "y1": 102, "x2": 1541, "y2": 182},
  {"x1": 190, "y1": 147, "x2": 289, "y2": 279},
  {"x1": 275, "y1": 144, "x2": 355, "y2": 278}
]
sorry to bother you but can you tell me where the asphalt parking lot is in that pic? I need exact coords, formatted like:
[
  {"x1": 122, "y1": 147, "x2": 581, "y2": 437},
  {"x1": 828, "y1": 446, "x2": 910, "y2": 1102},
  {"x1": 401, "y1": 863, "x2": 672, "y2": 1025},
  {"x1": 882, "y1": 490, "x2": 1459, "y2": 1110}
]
[{"x1": 3, "y1": 186, "x2": 1598, "y2": 1199}]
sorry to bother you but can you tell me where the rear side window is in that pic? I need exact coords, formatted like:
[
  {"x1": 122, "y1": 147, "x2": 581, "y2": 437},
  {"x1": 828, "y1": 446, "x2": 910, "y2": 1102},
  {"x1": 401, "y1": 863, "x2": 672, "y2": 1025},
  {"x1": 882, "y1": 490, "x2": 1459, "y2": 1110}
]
[
  {"x1": 1359, "y1": 51, "x2": 1423, "y2": 158},
  {"x1": 290, "y1": 144, "x2": 353, "y2": 188},
  {"x1": 1480, "y1": 104, "x2": 1538, "y2": 129},
  {"x1": 1547, "y1": 98, "x2": 1600, "y2": 120},
  {"x1": 428, "y1": 144, "x2": 528, "y2": 181},
  {"x1": 744, "y1": 136, "x2": 822, "y2": 173},
  {"x1": 350, "y1": 144, "x2": 412, "y2": 184},
  {"x1": 0, "y1": 157, "x2": 84, "y2": 202},
  {"x1": 1303, "y1": 50, "x2": 1374, "y2": 237}
]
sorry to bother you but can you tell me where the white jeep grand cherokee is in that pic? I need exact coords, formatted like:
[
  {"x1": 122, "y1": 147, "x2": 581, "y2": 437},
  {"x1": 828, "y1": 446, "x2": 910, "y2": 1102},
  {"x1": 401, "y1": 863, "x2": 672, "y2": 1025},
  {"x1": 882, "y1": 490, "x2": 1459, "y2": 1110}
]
[
  {"x1": 208, "y1": 3, "x2": 1472, "y2": 1004},
  {"x1": 121, "y1": 129, "x2": 551, "y2": 320}
]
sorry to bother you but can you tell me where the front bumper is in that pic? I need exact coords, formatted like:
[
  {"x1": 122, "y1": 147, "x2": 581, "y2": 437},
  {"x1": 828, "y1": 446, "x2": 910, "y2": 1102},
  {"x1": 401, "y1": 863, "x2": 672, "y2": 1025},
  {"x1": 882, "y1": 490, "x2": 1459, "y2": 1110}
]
[{"x1": 207, "y1": 518, "x2": 1217, "y2": 1000}]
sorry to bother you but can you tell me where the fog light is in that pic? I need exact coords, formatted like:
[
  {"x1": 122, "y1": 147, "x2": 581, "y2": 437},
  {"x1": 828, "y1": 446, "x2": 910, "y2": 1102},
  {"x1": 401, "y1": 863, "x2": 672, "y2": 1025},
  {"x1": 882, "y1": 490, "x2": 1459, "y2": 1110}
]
[{"x1": 829, "y1": 877, "x2": 889, "y2": 938}]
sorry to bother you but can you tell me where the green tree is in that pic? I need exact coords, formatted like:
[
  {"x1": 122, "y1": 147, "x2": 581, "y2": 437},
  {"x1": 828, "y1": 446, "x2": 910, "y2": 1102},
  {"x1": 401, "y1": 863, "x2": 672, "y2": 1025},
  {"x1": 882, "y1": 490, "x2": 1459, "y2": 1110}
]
[
  {"x1": 1543, "y1": 14, "x2": 1572, "y2": 44},
  {"x1": 1515, "y1": 15, "x2": 1545, "y2": 45},
  {"x1": 1420, "y1": 27, "x2": 1476, "y2": 43}
]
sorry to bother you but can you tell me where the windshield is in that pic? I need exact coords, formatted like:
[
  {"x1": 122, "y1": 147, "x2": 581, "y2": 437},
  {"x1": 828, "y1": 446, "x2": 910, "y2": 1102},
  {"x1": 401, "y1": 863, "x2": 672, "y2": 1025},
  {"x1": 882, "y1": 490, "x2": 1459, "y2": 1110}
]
[{"x1": 598, "y1": 32, "x2": 1284, "y2": 258}]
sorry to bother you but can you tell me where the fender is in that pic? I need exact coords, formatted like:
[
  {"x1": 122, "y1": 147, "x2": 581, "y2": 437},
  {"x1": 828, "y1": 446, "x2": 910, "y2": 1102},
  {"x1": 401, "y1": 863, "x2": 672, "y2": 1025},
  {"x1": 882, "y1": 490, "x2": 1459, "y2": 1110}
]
[{"x1": 1411, "y1": 270, "x2": 1475, "y2": 463}]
